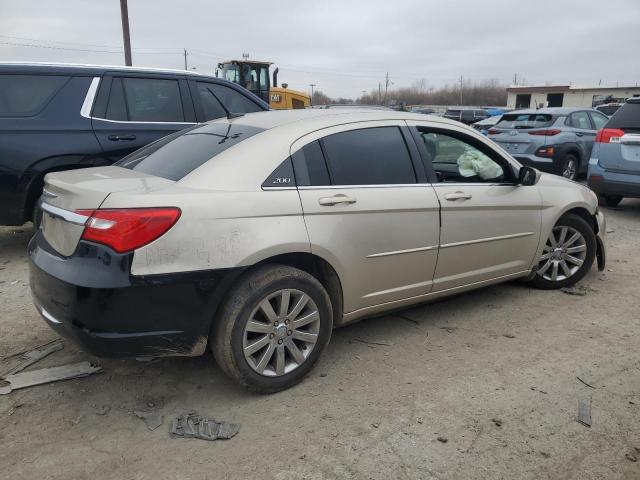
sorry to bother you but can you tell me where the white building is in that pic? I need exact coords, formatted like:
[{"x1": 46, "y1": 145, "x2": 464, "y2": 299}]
[{"x1": 506, "y1": 84, "x2": 640, "y2": 109}]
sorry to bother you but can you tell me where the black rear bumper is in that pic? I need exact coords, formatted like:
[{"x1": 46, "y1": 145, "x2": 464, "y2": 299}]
[
  {"x1": 28, "y1": 231, "x2": 243, "y2": 357},
  {"x1": 587, "y1": 178, "x2": 640, "y2": 198}
]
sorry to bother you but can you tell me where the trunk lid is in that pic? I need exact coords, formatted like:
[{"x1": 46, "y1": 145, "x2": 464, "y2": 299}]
[{"x1": 41, "y1": 166, "x2": 174, "y2": 256}]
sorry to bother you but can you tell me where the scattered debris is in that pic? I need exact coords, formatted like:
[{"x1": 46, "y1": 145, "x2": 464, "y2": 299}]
[
  {"x1": 134, "y1": 409, "x2": 163, "y2": 431},
  {"x1": 71, "y1": 415, "x2": 83, "y2": 426},
  {"x1": 530, "y1": 386, "x2": 548, "y2": 394},
  {"x1": 0, "y1": 362, "x2": 102, "y2": 395},
  {"x1": 350, "y1": 338, "x2": 391, "y2": 347},
  {"x1": 299, "y1": 454, "x2": 306, "y2": 460},
  {"x1": 577, "y1": 398, "x2": 592, "y2": 427},
  {"x1": 319, "y1": 373, "x2": 327, "y2": 378},
  {"x1": 95, "y1": 405, "x2": 111, "y2": 416},
  {"x1": 576, "y1": 376, "x2": 596, "y2": 389},
  {"x1": 371, "y1": 422, "x2": 380, "y2": 428},
  {"x1": 394, "y1": 314, "x2": 420, "y2": 326},
  {"x1": 491, "y1": 418, "x2": 503, "y2": 427},
  {"x1": 436, "y1": 436, "x2": 448, "y2": 443},
  {"x1": 440, "y1": 326, "x2": 457, "y2": 334},
  {"x1": 416, "y1": 417, "x2": 423, "y2": 424},
  {"x1": 502, "y1": 334, "x2": 516, "y2": 339},
  {"x1": 10, "y1": 280, "x2": 18, "y2": 285},
  {"x1": 625, "y1": 452, "x2": 638, "y2": 463},
  {"x1": 2, "y1": 339, "x2": 63, "y2": 376},
  {"x1": 1, "y1": 338, "x2": 62, "y2": 362},
  {"x1": 169, "y1": 411, "x2": 240, "y2": 441},
  {"x1": 540, "y1": 451, "x2": 551, "y2": 458},
  {"x1": 560, "y1": 286, "x2": 587, "y2": 296},
  {"x1": 6, "y1": 402, "x2": 23, "y2": 416}
]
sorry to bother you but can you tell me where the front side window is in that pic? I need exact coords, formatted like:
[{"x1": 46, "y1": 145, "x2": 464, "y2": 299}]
[
  {"x1": 203, "y1": 83, "x2": 263, "y2": 115},
  {"x1": 105, "y1": 77, "x2": 185, "y2": 122},
  {"x1": 0, "y1": 74, "x2": 69, "y2": 117},
  {"x1": 417, "y1": 129, "x2": 506, "y2": 183},
  {"x1": 321, "y1": 127, "x2": 416, "y2": 185},
  {"x1": 568, "y1": 111, "x2": 592, "y2": 130}
]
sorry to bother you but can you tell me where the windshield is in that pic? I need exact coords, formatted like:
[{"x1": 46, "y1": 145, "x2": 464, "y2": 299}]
[
  {"x1": 115, "y1": 123, "x2": 265, "y2": 181},
  {"x1": 220, "y1": 63, "x2": 240, "y2": 83},
  {"x1": 495, "y1": 113, "x2": 554, "y2": 130}
]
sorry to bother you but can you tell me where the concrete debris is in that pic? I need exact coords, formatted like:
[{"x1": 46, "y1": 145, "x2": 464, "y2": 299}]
[
  {"x1": 576, "y1": 376, "x2": 596, "y2": 389},
  {"x1": 0, "y1": 361, "x2": 102, "y2": 395},
  {"x1": 577, "y1": 398, "x2": 592, "y2": 427},
  {"x1": 95, "y1": 405, "x2": 111, "y2": 416},
  {"x1": 436, "y1": 436, "x2": 448, "y2": 443},
  {"x1": 502, "y1": 334, "x2": 516, "y2": 339},
  {"x1": 2, "y1": 339, "x2": 63, "y2": 376},
  {"x1": 169, "y1": 411, "x2": 240, "y2": 441},
  {"x1": 560, "y1": 286, "x2": 587, "y2": 296},
  {"x1": 491, "y1": 418, "x2": 503, "y2": 427},
  {"x1": 625, "y1": 452, "x2": 638, "y2": 462},
  {"x1": 440, "y1": 326, "x2": 457, "y2": 334},
  {"x1": 134, "y1": 410, "x2": 163, "y2": 431}
]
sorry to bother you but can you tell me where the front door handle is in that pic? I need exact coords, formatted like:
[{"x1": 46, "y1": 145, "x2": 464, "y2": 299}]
[
  {"x1": 444, "y1": 191, "x2": 472, "y2": 201},
  {"x1": 318, "y1": 194, "x2": 357, "y2": 206},
  {"x1": 108, "y1": 134, "x2": 137, "y2": 141}
]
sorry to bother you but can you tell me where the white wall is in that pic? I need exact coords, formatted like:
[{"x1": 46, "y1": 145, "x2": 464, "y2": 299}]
[{"x1": 507, "y1": 88, "x2": 640, "y2": 109}]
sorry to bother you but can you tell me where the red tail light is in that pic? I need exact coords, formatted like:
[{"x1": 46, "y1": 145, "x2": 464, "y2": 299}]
[
  {"x1": 487, "y1": 128, "x2": 500, "y2": 135},
  {"x1": 528, "y1": 129, "x2": 561, "y2": 136},
  {"x1": 76, "y1": 207, "x2": 181, "y2": 253},
  {"x1": 595, "y1": 128, "x2": 624, "y2": 143}
]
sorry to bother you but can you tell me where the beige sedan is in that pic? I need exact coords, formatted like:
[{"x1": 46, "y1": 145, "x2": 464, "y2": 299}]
[{"x1": 30, "y1": 109, "x2": 606, "y2": 392}]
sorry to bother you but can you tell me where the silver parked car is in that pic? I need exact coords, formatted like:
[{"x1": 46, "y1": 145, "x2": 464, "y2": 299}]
[
  {"x1": 488, "y1": 107, "x2": 610, "y2": 180},
  {"x1": 30, "y1": 110, "x2": 606, "y2": 392}
]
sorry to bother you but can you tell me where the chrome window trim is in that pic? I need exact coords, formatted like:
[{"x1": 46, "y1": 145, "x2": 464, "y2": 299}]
[
  {"x1": 296, "y1": 182, "x2": 517, "y2": 190},
  {"x1": 80, "y1": 77, "x2": 100, "y2": 118},
  {"x1": 91, "y1": 117, "x2": 197, "y2": 125},
  {"x1": 41, "y1": 202, "x2": 89, "y2": 226}
]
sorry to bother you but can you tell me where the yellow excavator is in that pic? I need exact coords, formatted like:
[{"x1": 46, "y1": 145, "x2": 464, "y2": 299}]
[{"x1": 217, "y1": 59, "x2": 311, "y2": 110}]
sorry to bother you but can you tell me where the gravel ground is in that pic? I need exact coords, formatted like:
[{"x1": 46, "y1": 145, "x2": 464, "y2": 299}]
[{"x1": 0, "y1": 201, "x2": 639, "y2": 480}]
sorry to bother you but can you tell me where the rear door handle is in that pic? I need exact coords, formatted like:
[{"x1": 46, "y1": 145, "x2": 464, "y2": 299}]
[
  {"x1": 108, "y1": 134, "x2": 137, "y2": 141},
  {"x1": 576, "y1": 132, "x2": 584, "y2": 137},
  {"x1": 318, "y1": 194, "x2": 357, "y2": 206},
  {"x1": 444, "y1": 191, "x2": 472, "y2": 201}
]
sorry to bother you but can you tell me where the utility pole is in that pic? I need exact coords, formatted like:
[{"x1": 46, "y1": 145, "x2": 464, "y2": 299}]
[
  {"x1": 459, "y1": 75, "x2": 464, "y2": 105},
  {"x1": 119, "y1": 0, "x2": 132, "y2": 66},
  {"x1": 183, "y1": 48, "x2": 188, "y2": 70},
  {"x1": 513, "y1": 73, "x2": 518, "y2": 86},
  {"x1": 309, "y1": 83, "x2": 316, "y2": 105},
  {"x1": 378, "y1": 82, "x2": 382, "y2": 104},
  {"x1": 384, "y1": 72, "x2": 390, "y2": 105}
]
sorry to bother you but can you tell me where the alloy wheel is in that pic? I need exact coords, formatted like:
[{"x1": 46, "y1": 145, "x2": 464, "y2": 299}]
[
  {"x1": 536, "y1": 226, "x2": 587, "y2": 282},
  {"x1": 242, "y1": 289, "x2": 320, "y2": 377},
  {"x1": 562, "y1": 159, "x2": 577, "y2": 180}
]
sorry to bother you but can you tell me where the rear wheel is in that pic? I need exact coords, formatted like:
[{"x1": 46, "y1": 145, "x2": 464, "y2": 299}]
[
  {"x1": 559, "y1": 154, "x2": 578, "y2": 180},
  {"x1": 212, "y1": 264, "x2": 333, "y2": 393},
  {"x1": 529, "y1": 214, "x2": 596, "y2": 289},
  {"x1": 601, "y1": 194, "x2": 623, "y2": 207}
]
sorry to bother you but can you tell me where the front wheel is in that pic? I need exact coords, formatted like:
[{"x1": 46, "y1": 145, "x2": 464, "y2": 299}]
[
  {"x1": 211, "y1": 264, "x2": 333, "y2": 393},
  {"x1": 529, "y1": 214, "x2": 596, "y2": 289}
]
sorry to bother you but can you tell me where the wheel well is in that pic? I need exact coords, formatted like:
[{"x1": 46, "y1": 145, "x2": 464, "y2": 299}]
[
  {"x1": 255, "y1": 252, "x2": 344, "y2": 324},
  {"x1": 24, "y1": 165, "x2": 87, "y2": 221},
  {"x1": 562, "y1": 207, "x2": 597, "y2": 233}
]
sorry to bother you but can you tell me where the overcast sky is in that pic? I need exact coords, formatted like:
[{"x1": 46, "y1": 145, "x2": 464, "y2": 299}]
[{"x1": 1, "y1": 0, "x2": 638, "y2": 98}]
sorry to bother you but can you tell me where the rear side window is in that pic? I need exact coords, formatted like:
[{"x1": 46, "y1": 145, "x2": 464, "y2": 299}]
[
  {"x1": 591, "y1": 112, "x2": 609, "y2": 130},
  {"x1": 105, "y1": 77, "x2": 185, "y2": 122},
  {"x1": 568, "y1": 111, "x2": 592, "y2": 130},
  {"x1": 201, "y1": 83, "x2": 263, "y2": 116},
  {"x1": 321, "y1": 127, "x2": 416, "y2": 185},
  {"x1": 115, "y1": 123, "x2": 264, "y2": 180},
  {"x1": 495, "y1": 113, "x2": 554, "y2": 129},
  {"x1": 196, "y1": 82, "x2": 227, "y2": 120},
  {"x1": 291, "y1": 141, "x2": 331, "y2": 186},
  {"x1": 606, "y1": 102, "x2": 640, "y2": 131},
  {"x1": 0, "y1": 74, "x2": 69, "y2": 117}
]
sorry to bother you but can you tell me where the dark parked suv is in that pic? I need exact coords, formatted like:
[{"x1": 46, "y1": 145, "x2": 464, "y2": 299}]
[
  {"x1": 443, "y1": 108, "x2": 489, "y2": 125},
  {"x1": 0, "y1": 63, "x2": 269, "y2": 226}
]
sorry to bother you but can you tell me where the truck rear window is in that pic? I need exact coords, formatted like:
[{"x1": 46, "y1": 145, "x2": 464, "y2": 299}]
[
  {"x1": 495, "y1": 113, "x2": 554, "y2": 129},
  {"x1": 0, "y1": 75, "x2": 69, "y2": 117},
  {"x1": 115, "y1": 122, "x2": 265, "y2": 181}
]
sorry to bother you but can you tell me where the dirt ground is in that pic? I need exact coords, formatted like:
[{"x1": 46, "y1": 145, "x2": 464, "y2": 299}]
[{"x1": 0, "y1": 201, "x2": 639, "y2": 480}]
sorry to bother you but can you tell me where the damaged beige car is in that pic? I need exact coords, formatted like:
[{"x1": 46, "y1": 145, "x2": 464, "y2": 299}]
[{"x1": 30, "y1": 109, "x2": 606, "y2": 392}]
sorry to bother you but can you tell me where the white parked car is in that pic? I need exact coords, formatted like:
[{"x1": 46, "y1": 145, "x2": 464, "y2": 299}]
[{"x1": 30, "y1": 110, "x2": 606, "y2": 392}]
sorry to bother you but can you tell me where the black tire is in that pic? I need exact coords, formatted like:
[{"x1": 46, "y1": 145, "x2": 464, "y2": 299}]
[
  {"x1": 528, "y1": 213, "x2": 596, "y2": 289},
  {"x1": 600, "y1": 194, "x2": 623, "y2": 207},
  {"x1": 558, "y1": 154, "x2": 579, "y2": 180},
  {"x1": 32, "y1": 195, "x2": 43, "y2": 230},
  {"x1": 211, "y1": 264, "x2": 333, "y2": 393}
]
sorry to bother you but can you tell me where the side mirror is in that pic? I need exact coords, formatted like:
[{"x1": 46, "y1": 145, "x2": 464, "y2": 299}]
[{"x1": 518, "y1": 166, "x2": 540, "y2": 186}]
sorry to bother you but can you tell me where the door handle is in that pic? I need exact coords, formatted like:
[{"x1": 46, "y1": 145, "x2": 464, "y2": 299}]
[
  {"x1": 108, "y1": 134, "x2": 137, "y2": 141},
  {"x1": 318, "y1": 194, "x2": 357, "y2": 206},
  {"x1": 444, "y1": 191, "x2": 472, "y2": 201},
  {"x1": 576, "y1": 132, "x2": 584, "y2": 137}
]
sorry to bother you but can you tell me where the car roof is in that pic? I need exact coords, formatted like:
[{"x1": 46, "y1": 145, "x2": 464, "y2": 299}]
[
  {"x1": 206, "y1": 108, "x2": 462, "y2": 131},
  {"x1": 507, "y1": 107, "x2": 592, "y2": 115},
  {"x1": 0, "y1": 61, "x2": 203, "y2": 77}
]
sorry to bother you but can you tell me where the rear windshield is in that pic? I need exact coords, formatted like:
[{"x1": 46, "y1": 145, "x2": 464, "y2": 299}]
[
  {"x1": 115, "y1": 122, "x2": 265, "y2": 181},
  {"x1": 606, "y1": 102, "x2": 640, "y2": 131},
  {"x1": 494, "y1": 113, "x2": 554, "y2": 130},
  {"x1": 0, "y1": 74, "x2": 69, "y2": 117}
]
